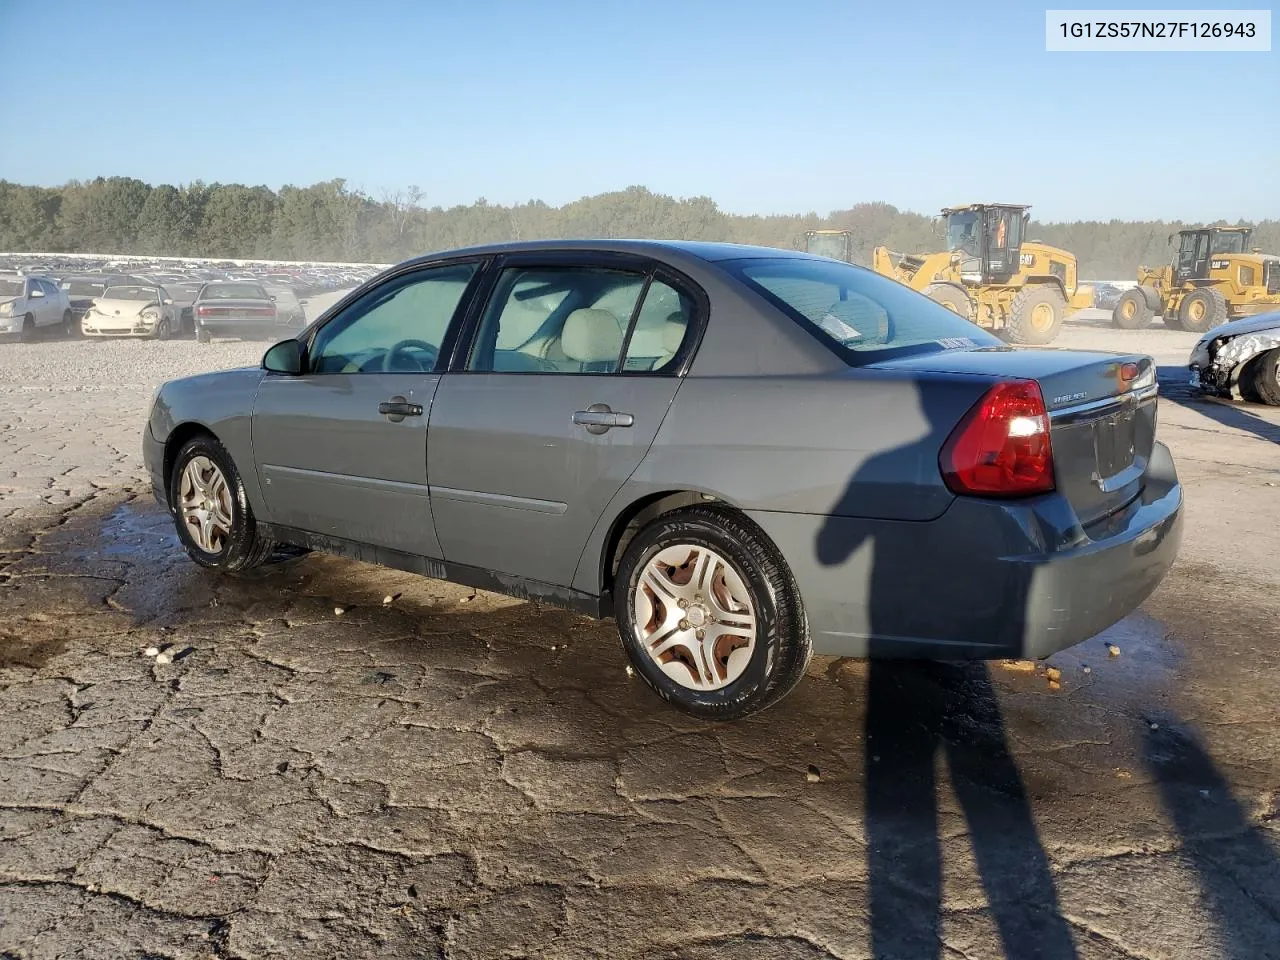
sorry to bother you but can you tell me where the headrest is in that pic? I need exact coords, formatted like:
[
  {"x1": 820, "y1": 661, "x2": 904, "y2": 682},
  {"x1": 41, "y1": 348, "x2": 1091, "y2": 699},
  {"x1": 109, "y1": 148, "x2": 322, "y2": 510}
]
[{"x1": 562, "y1": 308, "x2": 624, "y2": 363}]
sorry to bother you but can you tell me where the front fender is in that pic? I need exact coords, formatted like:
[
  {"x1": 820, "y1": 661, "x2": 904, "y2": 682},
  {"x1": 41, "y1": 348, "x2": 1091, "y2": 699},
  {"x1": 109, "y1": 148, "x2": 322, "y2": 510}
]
[{"x1": 149, "y1": 367, "x2": 268, "y2": 518}]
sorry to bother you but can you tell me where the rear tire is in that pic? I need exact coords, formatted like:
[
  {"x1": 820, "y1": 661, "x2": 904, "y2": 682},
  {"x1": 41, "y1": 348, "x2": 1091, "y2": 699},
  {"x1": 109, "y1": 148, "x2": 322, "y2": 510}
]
[
  {"x1": 1112, "y1": 289, "x2": 1150, "y2": 329},
  {"x1": 196, "y1": 324, "x2": 212, "y2": 343},
  {"x1": 924, "y1": 284, "x2": 971, "y2": 318},
  {"x1": 1005, "y1": 285, "x2": 1066, "y2": 345},
  {"x1": 1239, "y1": 348, "x2": 1280, "y2": 406},
  {"x1": 1177, "y1": 288, "x2": 1227, "y2": 334},
  {"x1": 167, "y1": 435, "x2": 275, "y2": 572},
  {"x1": 614, "y1": 506, "x2": 811, "y2": 720}
]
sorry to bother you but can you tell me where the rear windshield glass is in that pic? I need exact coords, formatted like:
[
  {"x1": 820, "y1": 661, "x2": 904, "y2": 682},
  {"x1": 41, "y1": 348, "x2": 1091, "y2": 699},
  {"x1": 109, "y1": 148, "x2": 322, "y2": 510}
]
[
  {"x1": 202, "y1": 283, "x2": 267, "y2": 300},
  {"x1": 728, "y1": 257, "x2": 1001, "y2": 362}
]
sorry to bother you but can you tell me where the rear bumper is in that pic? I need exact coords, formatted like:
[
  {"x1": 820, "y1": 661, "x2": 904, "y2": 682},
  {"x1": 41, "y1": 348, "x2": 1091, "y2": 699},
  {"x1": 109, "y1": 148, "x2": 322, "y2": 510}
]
[
  {"x1": 197, "y1": 318, "x2": 304, "y2": 341},
  {"x1": 748, "y1": 441, "x2": 1183, "y2": 660}
]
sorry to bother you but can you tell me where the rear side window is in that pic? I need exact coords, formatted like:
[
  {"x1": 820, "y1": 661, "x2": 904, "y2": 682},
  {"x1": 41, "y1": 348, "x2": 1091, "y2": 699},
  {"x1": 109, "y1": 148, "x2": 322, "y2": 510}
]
[
  {"x1": 623, "y1": 280, "x2": 693, "y2": 372},
  {"x1": 468, "y1": 266, "x2": 646, "y2": 374},
  {"x1": 729, "y1": 257, "x2": 1001, "y2": 362}
]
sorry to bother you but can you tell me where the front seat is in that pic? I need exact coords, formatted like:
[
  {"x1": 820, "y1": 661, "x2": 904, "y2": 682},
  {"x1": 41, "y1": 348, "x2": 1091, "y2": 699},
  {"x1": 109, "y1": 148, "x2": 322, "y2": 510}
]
[{"x1": 560, "y1": 308, "x2": 625, "y2": 372}]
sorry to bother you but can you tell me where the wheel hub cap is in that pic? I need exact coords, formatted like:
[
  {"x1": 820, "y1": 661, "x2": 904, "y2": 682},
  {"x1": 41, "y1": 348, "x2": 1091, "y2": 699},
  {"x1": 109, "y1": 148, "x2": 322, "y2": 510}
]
[
  {"x1": 632, "y1": 544, "x2": 757, "y2": 692},
  {"x1": 178, "y1": 456, "x2": 233, "y2": 554}
]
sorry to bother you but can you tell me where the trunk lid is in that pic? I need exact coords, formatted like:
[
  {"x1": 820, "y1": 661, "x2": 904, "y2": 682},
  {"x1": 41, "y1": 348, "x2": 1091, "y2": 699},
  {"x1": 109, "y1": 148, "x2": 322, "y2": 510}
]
[
  {"x1": 196, "y1": 298, "x2": 278, "y2": 321},
  {"x1": 875, "y1": 347, "x2": 1158, "y2": 526}
]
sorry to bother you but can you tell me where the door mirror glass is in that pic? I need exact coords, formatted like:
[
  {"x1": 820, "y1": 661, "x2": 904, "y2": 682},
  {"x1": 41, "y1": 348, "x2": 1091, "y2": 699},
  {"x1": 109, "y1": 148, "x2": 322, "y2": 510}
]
[
  {"x1": 163, "y1": 298, "x2": 174, "y2": 305},
  {"x1": 263, "y1": 338, "x2": 304, "y2": 374},
  {"x1": 29, "y1": 288, "x2": 44, "y2": 298}
]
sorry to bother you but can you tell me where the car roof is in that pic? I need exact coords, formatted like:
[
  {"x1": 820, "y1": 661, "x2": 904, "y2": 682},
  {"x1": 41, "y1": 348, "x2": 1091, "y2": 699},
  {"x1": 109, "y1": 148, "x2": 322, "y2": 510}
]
[{"x1": 398, "y1": 239, "x2": 815, "y2": 268}]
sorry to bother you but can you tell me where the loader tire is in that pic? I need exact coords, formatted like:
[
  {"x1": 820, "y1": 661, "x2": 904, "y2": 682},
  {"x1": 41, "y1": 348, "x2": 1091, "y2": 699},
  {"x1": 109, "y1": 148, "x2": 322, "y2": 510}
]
[
  {"x1": 924, "y1": 284, "x2": 971, "y2": 317},
  {"x1": 1005, "y1": 285, "x2": 1066, "y2": 345},
  {"x1": 1112, "y1": 289, "x2": 1151, "y2": 329},
  {"x1": 1177, "y1": 288, "x2": 1227, "y2": 334}
]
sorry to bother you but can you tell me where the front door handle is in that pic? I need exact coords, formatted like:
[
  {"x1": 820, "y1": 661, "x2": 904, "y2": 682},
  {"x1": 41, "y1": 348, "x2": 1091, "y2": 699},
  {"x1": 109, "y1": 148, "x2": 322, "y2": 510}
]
[
  {"x1": 572, "y1": 403, "x2": 634, "y2": 435},
  {"x1": 379, "y1": 396, "x2": 423, "y2": 422}
]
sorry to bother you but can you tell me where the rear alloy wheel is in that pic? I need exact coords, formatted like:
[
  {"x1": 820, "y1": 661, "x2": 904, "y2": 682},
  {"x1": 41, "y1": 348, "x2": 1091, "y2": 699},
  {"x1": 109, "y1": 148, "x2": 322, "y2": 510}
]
[
  {"x1": 1005, "y1": 285, "x2": 1066, "y2": 345},
  {"x1": 168, "y1": 435, "x2": 274, "y2": 572},
  {"x1": 615, "y1": 507, "x2": 810, "y2": 719},
  {"x1": 1112, "y1": 289, "x2": 1150, "y2": 329},
  {"x1": 1177, "y1": 288, "x2": 1227, "y2": 334},
  {"x1": 925, "y1": 284, "x2": 971, "y2": 318},
  {"x1": 1239, "y1": 348, "x2": 1280, "y2": 406}
]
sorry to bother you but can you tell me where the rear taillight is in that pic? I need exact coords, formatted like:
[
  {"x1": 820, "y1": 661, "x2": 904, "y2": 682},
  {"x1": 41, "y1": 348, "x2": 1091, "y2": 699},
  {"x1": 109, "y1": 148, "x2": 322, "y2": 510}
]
[{"x1": 940, "y1": 380, "x2": 1055, "y2": 497}]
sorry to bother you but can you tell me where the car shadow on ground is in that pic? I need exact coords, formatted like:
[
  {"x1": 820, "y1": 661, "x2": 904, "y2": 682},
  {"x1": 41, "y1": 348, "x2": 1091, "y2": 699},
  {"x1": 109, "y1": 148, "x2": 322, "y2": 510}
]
[{"x1": 1156, "y1": 365, "x2": 1280, "y2": 446}]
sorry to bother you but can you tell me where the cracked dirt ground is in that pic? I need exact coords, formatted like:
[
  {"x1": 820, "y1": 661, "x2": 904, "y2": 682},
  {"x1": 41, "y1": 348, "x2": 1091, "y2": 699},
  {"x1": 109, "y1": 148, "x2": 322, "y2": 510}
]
[{"x1": 1, "y1": 318, "x2": 1279, "y2": 959}]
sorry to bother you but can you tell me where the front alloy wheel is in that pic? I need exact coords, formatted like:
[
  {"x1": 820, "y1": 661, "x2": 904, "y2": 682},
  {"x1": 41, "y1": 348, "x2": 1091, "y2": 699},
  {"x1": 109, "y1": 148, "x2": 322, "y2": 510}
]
[
  {"x1": 168, "y1": 435, "x2": 274, "y2": 572},
  {"x1": 616, "y1": 506, "x2": 811, "y2": 719}
]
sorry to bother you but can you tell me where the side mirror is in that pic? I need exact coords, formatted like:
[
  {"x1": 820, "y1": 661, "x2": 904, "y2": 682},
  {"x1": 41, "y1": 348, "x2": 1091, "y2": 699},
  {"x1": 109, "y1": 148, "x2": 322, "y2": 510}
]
[
  {"x1": 262, "y1": 338, "x2": 304, "y2": 375},
  {"x1": 163, "y1": 298, "x2": 174, "y2": 305},
  {"x1": 30, "y1": 289, "x2": 44, "y2": 298},
  {"x1": 269, "y1": 295, "x2": 277, "y2": 302}
]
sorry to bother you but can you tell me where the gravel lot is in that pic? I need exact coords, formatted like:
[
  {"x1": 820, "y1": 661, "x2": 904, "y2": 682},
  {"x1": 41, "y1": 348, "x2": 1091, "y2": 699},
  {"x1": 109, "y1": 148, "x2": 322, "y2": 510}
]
[{"x1": 1, "y1": 306, "x2": 1278, "y2": 959}]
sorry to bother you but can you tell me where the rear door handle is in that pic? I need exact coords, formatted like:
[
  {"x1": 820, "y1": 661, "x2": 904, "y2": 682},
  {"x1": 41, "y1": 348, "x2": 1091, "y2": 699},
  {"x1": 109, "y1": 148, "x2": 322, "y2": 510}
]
[
  {"x1": 379, "y1": 396, "x2": 423, "y2": 422},
  {"x1": 572, "y1": 403, "x2": 634, "y2": 434}
]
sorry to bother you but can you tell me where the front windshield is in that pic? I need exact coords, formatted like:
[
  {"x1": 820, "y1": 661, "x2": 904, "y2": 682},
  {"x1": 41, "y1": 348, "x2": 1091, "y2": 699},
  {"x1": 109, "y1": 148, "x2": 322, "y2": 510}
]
[
  {"x1": 946, "y1": 211, "x2": 981, "y2": 254},
  {"x1": 1211, "y1": 231, "x2": 1248, "y2": 255},
  {"x1": 202, "y1": 283, "x2": 267, "y2": 300},
  {"x1": 0, "y1": 278, "x2": 24, "y2": 297},
  {"x1": 805, "y1": 233, "x2": 849, "y2": 261},
  {"x1": 731, "y1": 256, "x2": 1001, "y2": 362},
  {"x1": 103, "y1": 285, "x2": 161, "y2": 301}
]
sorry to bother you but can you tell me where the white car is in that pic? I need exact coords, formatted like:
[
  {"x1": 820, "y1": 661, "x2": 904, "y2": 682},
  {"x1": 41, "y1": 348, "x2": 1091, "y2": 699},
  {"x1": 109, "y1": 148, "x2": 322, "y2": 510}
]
[
  {"x1": 0, "y1": 274, "x2": 75, "y2": 339},
  {"x1": 1189, "y1": 311, "x2": 1280, "y2": 405},
  {"x1": 80, "y1": 283, "x2": 181, "y2": 339}
]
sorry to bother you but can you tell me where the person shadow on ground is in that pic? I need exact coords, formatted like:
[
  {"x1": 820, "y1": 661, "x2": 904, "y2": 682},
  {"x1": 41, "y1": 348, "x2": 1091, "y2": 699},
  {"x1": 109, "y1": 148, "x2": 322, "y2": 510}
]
[{"x1": 816, "y1": 383, "x2": 1078, "y2": 960}]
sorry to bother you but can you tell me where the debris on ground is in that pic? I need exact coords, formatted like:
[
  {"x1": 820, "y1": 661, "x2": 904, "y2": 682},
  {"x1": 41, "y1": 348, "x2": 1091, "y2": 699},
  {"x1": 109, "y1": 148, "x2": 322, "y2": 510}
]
[
  {"x1": 805, "y1": 764, "x2": 821, "y2": 783},
  {"x1": 1107, "y1": 643, "x2": 1121, "y2": 658},
  {"x1": 625, "y1": 665, "x2": 635, "y2": 677},
  {"x1": 155, "y1": 651, "x2": 173, "y2": 665},
  {"x1": 1045, "y1": 666, "x2": 1062, "y2": 683},
  {"x1": 1082, "y1": 665, "x2": 1092, "y2": 674},
  {"x1": 334, "y1": 606, "x2": 346, "y2": 616},
  {"x1": 1000, "y1": 659, "x2": 1037, "y2": 674},
  {"x1": 1047, "y1": 679, "x2": 1062, "y2": 691},
  {"x1": 143, "y1": 646, "x2": 160, "y2": 657}
]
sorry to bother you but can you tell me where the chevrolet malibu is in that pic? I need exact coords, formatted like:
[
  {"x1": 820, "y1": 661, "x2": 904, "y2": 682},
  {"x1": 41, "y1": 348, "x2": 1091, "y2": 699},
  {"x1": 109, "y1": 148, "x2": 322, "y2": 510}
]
[{"x1": 143, "y1": 241, "x2": 1183, "y2": 718}]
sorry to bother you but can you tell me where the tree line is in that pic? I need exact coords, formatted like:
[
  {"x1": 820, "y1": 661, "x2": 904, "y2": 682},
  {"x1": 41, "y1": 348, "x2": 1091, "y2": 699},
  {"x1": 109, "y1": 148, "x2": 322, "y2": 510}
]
[{"x1": 1, "y1": 177, "x2": 1276, "y2": 280}]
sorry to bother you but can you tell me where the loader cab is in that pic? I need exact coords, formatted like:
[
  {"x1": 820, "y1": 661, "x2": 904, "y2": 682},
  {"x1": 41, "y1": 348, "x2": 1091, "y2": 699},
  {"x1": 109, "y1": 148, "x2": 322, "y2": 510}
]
[
  {"x1": 943, "y1": 204, "x2": 1029, "y2": 283},
  {"x1": 1173, "y1": 228, "x2": 1252, "y2": 282},
  {"x1": 803, "y1": 230, "x2": 853, "y2": 263}
]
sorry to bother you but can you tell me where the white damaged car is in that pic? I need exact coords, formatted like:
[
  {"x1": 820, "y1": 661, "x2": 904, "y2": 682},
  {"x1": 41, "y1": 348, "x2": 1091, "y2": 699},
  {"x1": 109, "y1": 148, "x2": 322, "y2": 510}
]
[
  {"x1": 1189, "y1": 311, "x2": 1280, "y2": 405},
  {"x1": 81, "y1": 283, "x2": 181, "y2": 339}
]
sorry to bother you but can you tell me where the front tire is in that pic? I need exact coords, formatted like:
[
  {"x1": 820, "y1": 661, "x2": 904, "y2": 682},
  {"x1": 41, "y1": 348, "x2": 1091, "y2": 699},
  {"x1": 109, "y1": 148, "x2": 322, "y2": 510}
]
[
  {"x1": 19, "y1": 315, "x2": 35, "y2": 342},
  {"x1": 153, "y1": 316, "x2": 171, "y2": 341},
  {"x1": 167, "y1": 435, "x2": 274, "y2": 572},
  {"x1": 614, "y1": 506, "x2": 810, "y2": 720},
  {"x1": 61, "y1": 310, "x2": 78, "y2": 338},
  {"x1": 1177, "y1": 288, "x2": 1227, "y2": 334},
  {"x1": 1239, "y1": 348, "x2": 1280, "y2": 406},
  {"x1": 1005, "y1": 285, "x2": 1066, "y2": 345},
  {"x1": 1112, "y1": 289, "x2": 1150, "y2": 329}
]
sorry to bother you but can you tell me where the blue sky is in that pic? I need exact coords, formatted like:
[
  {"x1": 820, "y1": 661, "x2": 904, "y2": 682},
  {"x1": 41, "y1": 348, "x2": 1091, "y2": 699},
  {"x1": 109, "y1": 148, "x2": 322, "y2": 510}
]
[{"x1": 1, "y1": 0, "x2": 1276, "y2": 222}]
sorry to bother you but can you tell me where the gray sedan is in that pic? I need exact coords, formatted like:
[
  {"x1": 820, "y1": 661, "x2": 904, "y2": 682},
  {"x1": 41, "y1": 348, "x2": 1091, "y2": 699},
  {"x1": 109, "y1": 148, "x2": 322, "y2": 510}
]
[{"x1": 143, "y1": 241, "x2": 1184, "y2": 718}]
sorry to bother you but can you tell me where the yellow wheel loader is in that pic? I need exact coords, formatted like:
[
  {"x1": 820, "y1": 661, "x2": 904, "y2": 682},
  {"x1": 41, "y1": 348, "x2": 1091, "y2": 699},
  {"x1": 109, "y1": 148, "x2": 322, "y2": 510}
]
[
  {"x1": 1112, "y1": 226, "x2": 1280, "y2": 334},
  {"x1": 871, "y1": 203, "x2": 1093, "y2": 345}
]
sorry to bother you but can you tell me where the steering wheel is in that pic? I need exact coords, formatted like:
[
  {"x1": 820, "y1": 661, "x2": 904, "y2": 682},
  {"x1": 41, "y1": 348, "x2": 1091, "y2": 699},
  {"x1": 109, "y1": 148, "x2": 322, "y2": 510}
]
[{"x1": 383, "y1": 339, "x2": 439, "y2": 372}]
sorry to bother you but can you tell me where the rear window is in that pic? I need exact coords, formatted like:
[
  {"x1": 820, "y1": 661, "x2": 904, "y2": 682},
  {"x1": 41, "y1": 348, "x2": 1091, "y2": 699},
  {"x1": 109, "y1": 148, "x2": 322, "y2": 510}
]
[
  {"x1": 728, "y1": 257, "x2": 1001, "y2": 363},
  {"x1": 202, "y1": 283, "x2": 268, "y2": 300}
]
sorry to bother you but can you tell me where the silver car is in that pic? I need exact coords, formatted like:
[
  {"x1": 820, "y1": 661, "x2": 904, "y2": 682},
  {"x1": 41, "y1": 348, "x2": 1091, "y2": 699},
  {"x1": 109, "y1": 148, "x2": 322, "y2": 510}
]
[
  {"x1": 143, "y1": 241, "x2": 1184, "y2": 718},
  {"x1": 0, "y1": 274, "x2": 75, "y2": 339},
  {"x1": 1188, "y1": 311, "x2": 1280, "y2": 405}
]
